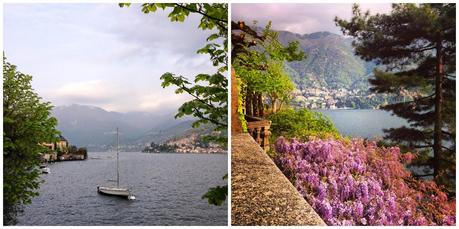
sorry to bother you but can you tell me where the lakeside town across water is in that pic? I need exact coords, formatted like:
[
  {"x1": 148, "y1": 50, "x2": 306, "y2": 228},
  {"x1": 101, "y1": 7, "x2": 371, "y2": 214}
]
[{"x1": 40, "y1": 135, "x2": 87, "y2": 162}]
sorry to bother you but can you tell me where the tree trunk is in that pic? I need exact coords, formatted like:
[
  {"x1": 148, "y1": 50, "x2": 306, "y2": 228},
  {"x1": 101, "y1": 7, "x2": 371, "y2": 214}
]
[
  {"x1": 246, "y1": 90, "x2": 252, "y2": 116},
  {"x1": 433, "y1": 39, "x2": 444, "y2": 178},
  {"x1": 278, "y1": 101, "x2": 284, "y2": 112},
  {"x1": 271, "y1": 97, "x2": 278, "y2": 114},
  {"x1": 257, "y1": 93, "x2": 264, "y2": 117}
]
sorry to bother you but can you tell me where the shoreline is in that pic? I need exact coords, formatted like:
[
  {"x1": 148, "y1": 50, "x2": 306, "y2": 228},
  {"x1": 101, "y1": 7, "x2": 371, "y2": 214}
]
[{"x1": 86, "y1": 151, "x2": 228, "y2": 155}]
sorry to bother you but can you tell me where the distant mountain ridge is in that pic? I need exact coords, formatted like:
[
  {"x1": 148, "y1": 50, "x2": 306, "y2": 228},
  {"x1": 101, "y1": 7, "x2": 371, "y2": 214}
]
[
  {"x1": 52, "y1": 104, "x2": 196, "y2": 150},
  {"x1": 276, "y1": 30, "x2": 377, "y2": 90}
]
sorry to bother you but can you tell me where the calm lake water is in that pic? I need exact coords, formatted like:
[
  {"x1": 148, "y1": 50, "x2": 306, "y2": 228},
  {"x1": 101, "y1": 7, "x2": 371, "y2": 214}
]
[
  {"x1": 16, "y1": 152, "x2": 228, "y2": 226},
  {"x1": 317, "y1": 109, "x2": 433, "y2": 176},
  {"x1": 317, "y1": 109, "x2": 408, "y2": 139}
]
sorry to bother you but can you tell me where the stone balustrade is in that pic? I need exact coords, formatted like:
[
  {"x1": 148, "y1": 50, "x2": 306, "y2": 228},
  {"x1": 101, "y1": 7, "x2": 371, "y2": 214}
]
[{"x1": 246, "y1": 117, "x2": 272, "y2": 151}]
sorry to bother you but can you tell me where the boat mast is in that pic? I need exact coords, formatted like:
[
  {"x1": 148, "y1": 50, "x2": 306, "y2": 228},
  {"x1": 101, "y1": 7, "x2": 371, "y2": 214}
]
[{"x1": 116, "y1": 127, "x2": 119, "y2": 188}]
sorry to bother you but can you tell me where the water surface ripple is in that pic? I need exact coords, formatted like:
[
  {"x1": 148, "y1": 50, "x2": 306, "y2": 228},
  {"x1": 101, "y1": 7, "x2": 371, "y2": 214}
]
[{"x1": 16, "y1": 152, "x2": 228, "y2": 226}]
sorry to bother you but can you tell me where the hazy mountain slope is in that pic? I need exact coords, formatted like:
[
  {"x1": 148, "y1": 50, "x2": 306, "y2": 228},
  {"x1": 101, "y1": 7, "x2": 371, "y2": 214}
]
[
  {"x1": 52, "y1": 104, "x2": 192, "y2": 147},
  {"x1": 134, "y1": 119, "x2": 195, "y2": 144},
  {"x1": 277, "y1": 30, "x2": 376, "y2": 90}
]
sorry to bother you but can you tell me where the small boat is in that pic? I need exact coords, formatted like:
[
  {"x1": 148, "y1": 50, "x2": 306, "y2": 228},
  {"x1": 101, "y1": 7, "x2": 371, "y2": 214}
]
[
  {"x1": 41, "y1": 167, "x2": 51, "y2": 174},
  {"x1": 97, "y1": 127, "x2": 135, "y2": 200},
  {"x1": 40, "y1": 164, "x2": 50, "y2": 174},
  {"x1": 97, "y1": 186, "x2": 135, "y2": 200}
]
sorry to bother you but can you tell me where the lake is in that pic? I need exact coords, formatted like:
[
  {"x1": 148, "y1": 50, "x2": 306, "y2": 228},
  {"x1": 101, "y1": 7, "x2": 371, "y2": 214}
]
[
  {"x1": 315, "y1": 109, "x2": 440, "y2": 179},
  {"x1": 316, "y1": 109, "x2": 408, "y2": 139},
  {"x1": 16, "y1": 152, "x2": 228, "y2": 226}
]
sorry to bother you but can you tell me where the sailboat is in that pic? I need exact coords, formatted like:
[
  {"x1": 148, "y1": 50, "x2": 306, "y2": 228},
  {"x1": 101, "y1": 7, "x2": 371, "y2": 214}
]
[{"x1": 97, "y1": 127, "x2": 135, "y2": 200}]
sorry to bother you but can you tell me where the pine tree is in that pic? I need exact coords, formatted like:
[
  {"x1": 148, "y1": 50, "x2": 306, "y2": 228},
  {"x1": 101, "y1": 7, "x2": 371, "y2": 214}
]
[{"x1": 335, "y1": 3, "x2": 455, "y2": 193}]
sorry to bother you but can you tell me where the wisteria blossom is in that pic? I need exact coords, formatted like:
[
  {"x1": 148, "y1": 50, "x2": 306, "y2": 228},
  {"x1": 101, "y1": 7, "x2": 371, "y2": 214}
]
[{"x1": 275, "y1": 137, "x2": 456, "y2": 226}]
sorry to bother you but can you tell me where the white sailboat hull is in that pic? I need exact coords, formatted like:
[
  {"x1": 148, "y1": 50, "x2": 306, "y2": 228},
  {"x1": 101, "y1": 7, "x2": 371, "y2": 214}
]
[
  {"x1": 97, "y1": 128, "x2": 135, "y2": 200},
  {"x1": 98, "y1": 186, "x2": 130, "y2": 197},
  {"x1": 41, "y1": 167, "x2": 50, "y2": 174}
]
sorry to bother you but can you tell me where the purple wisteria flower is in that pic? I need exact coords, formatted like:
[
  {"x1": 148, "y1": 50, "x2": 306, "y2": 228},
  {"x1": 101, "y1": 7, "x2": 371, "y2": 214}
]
[{"x1": 274, "y1": 138, "x2": 456, "y2": 226}]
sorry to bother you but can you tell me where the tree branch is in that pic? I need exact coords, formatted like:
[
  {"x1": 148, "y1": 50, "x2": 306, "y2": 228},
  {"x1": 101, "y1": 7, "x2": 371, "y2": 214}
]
[
  {"x1": 412, "y1": 144, "x2": 433, "y2": 148},
  {"x1": 177, "y1": 84, "x2": 217, "y2": 109},
  {"x1": 441, "y1": 130, "x2": 455, "y2": 137},
  {"x1": 406, "y1": 45, "x2": 436, "y2": 53},
  {"x1": 231, "y1": 21, "x2": 265, "y2": 40},
  {"x1": 193, "y1": 108, "x2": 227, "y2": 127},
  {"x1": 175, "y1": 3, "x2": 227, "y2": 30},
  {"x1": 441, "y1": 145, "x2": 455, "y2": 152},
  {"x1": 386, "y1": 93, "x2": 435, "y2": 105}
]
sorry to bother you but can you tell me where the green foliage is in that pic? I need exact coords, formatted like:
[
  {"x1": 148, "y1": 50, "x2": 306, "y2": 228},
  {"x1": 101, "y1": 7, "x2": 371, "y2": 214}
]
[
  {"x1": 202, "y1": 174, "x2": 227, "y2": 206},
  {"x1": 68, "y1": 145, "x2": 88, "y2": 159},
  {"x1": 235, "y1": 76, "x2": 247, "y2": 132},
  {"x1": 237, "y1": 61, "x2": 295, "y2": 112},
  {"x1": 143, "y1": 142, "x2": 177, "y2": 153},
  {"x1": 3, "y1": 57, "x2": 59, "y2": 225},
  {"x1": 160, "y1": 72, "x2": 227, "y2": 145},
  {"x1": 233, "y1": 22, "x2": 304, "y2": 113},
  {"x1": 68, "y1": 145, "x2": 77, "y2": 154},
  {"x1": 78, "y1": 147, "x2": 88, "y2": 159},
  {"x1": 280, "y1": 31, "x2": 376, "y2": 91},
  {"x1": 268, "y1": 108, "x2": 340, "y2": 141},
  {"x1": 56, "y1": 147, "x2": 65, "y2": 157}
]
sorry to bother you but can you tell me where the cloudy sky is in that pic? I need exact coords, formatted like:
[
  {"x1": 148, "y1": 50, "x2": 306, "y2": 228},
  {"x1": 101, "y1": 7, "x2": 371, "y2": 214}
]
[
  {"x1": 4, "y1": 4, "x2": 217, "y2": 113},
  {"x1": 232, "y1": 3, "x2": 392, "y2": 35}
]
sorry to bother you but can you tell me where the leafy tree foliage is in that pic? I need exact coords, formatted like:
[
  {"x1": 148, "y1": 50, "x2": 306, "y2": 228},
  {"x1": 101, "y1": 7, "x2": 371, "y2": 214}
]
[
  {"x1": 237, "y1": 59, "x2": 295, "y2": 113},
  {"x1": 201, "y1": 174, "x2": 228, "y2": 206},
  {"x1": 68, "y1": 145, "x2": 88, "y2": 159},
  {"x1": 335, "y1": 3, "x2": 455, "y2": 193},
  {"x1": 3, "y1": 57, "x2": 59, "y2": 225},
  {"x1": 120, "y1": 3, "x2": 228, "y2": 206},
  {"x1": 143, "y1": 142, "x2": 178, "y2": 153},
  {"x1": 268, "y1": 108, "x2": 340, "y2": 141},
  {"x1": 233, "y1": 22, "x2": 304, "y2": 114}
]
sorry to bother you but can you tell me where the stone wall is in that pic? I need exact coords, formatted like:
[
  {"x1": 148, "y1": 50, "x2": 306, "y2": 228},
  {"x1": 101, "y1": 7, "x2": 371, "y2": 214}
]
[{"x1": 231, "y1": 133, "x2": 326, "y2": 226}]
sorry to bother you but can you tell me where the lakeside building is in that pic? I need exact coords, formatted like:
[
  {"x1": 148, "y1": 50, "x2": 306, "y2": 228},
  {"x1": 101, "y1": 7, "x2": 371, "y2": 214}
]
[
  {"x1": 40, "y1": 134, "x2": 69, "y2": 152},
  {"x1": 40, "y1": 134, "x2": 86, "y2": 161}
]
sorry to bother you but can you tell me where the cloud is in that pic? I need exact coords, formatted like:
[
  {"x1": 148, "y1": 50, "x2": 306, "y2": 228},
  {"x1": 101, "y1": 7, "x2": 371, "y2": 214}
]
[
  {"x1": 49, "y1": 79, "x2": 190, "y2": 113},
  {"x1": 232, "y1": 3, "x2": 392, "y2": 34},
  {"x1": 4, "y1": 3, "x2": 219, "y2": 113},
  {"x1": 137, "y1": 92, "x2": 191, "y2": 112},
  {"x1": 56, "y1": 80, "x2": 118, "y2": 103}
]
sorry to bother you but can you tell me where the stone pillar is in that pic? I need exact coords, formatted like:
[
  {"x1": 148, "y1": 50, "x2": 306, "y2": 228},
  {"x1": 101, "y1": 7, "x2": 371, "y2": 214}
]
[{"x1": 231, "y1": 67, "x2": 243, "y2": 134}]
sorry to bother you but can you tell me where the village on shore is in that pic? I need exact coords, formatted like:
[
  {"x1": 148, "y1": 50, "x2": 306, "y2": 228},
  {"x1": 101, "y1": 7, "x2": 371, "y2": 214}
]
[
  {"x1": 291, "y1": 86, "x2": 418, "y2": 109},
  {"x1": 40, "y1": 135, "x2": 87, "y2": 162},
  {"x1": 143, "y1": 132, "x2": 226, "y2": 154},
  {"x1": 41, "y1": 132, "x2": 226, "y2": 157}
]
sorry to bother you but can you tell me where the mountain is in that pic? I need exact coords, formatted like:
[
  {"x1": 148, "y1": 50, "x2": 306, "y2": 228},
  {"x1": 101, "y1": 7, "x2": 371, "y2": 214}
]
[
  {"x1": 52, "y1": 104, "x2": 195, "y2": 150},
  {"x1": 134, "y1": 119, "x2": 196, "y2": 145},
  {"x1": 277, "y1": 30, "x2": 376, "y2": 90}
]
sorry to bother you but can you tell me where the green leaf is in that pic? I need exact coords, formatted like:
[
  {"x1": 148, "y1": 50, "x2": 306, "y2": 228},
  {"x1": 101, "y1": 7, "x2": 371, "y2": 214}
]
[
  {"x1": 118, "y1": 3, "x2": 131, "y2": 8},
  {"x1": 202, "y1": 185, "x2": 227, "y2": 206},
  {"x1": 206, "y1": 33, "x2": 219, "y2": 41}
]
